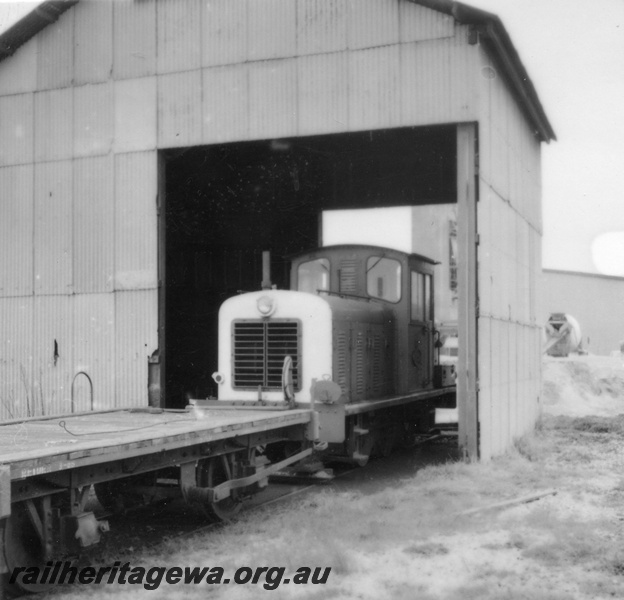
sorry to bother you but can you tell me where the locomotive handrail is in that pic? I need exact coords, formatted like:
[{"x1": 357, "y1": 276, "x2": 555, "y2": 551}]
[{"x1": 317, "y1": 289, "x2": 373, "y2": 302}]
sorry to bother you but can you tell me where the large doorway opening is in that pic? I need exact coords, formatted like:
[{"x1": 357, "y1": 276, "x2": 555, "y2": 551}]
[{"x1": 162, "y1": 126, "x2": 457, "y2": 407}]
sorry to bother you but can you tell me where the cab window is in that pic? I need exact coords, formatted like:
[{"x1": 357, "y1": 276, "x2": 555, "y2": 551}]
[
  {"x1": 366, "y1": 257, "x2": 401, "y2": 303},
  {"x1": 411, "y1": 271, "x2": 433, "y2": 321},
  {"x1": 297, "y1": 258, "x2": 330, "y2": 294}
]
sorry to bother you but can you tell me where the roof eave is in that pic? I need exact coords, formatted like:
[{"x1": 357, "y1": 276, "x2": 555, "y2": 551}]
[{"x1": 0, "y1": 0, "x2": 78, "y2": 61}]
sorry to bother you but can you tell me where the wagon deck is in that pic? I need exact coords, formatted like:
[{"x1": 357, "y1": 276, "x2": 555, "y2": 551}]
[{"x1": 0, "y1": 407, "x2": 312, "y2": 482}]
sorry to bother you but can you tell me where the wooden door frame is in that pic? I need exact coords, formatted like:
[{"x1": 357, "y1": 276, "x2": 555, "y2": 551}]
[{"x1": 456, "y1": 123, "x2": 479, "y2": 460}]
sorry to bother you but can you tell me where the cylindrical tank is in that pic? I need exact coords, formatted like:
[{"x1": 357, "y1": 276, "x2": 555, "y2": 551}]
[{"x1": 544, "y1": 313, "x2": 582, "y2": 357}]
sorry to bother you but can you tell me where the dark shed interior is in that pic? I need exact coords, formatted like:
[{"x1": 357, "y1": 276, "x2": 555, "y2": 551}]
[{"x1": 163, "y1": 125, "x2": 457, "y2": 406}]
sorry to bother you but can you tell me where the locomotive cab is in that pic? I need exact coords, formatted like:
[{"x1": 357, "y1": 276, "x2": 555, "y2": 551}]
[{"x1": 291, "y1": 245, "x2": 436, "y2": 395}]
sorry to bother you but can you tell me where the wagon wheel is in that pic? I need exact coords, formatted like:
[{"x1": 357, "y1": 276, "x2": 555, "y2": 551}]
[
  {"x1": 94, "y1": 473, "x2": 157, "y2": 514},
  {"x1": 197, "y1": 454, "x2": 242, "y2": 522},
  {"x1": 1, "y1": 502, "x2": 57, "y2": 594}
]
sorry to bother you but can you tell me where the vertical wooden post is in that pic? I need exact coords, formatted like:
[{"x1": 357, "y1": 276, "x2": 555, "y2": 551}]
[
  {"x1": 457, "y1": 123, "x2": 479, "y2": 460},
  {"x1": 157, "y1": 152, "x2": 167, "y2": 409}
]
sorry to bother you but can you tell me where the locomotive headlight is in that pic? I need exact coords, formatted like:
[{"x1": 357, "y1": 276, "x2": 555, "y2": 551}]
[{"x1": 256, "y1": 295, "x2": 276, "y2": 317}]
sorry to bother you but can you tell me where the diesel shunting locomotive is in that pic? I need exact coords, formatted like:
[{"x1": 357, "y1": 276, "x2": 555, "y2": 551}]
[{"x1": 209, "y1": 244, "x2": 456, "y2": 466}]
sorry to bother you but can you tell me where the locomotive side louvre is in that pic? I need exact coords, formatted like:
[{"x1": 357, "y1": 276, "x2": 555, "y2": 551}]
[{"x1": 331, "y1": 312, "x2": 395, "y2": 402}]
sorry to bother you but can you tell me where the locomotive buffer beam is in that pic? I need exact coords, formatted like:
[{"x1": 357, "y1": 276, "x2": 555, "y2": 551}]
[{"x1": 188, "y1": 399, "x2": 293, "y2": 411}]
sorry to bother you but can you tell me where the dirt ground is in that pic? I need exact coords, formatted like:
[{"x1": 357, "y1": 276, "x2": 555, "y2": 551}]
[{"x1": 38, "y1": 355, "x2": 624, "y2": 600}]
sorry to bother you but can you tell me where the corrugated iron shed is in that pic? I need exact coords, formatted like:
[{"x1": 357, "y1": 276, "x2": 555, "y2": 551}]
[{"x1": 0, "y1": 0, "x2": 554, "y2": 461}]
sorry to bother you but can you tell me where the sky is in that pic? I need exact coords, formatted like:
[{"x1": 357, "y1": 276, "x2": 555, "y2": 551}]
[
  {"x1": 468, "y1": 0, "x2": 624, "y2": 277},
  {"x1": 0, "y1": 0, "x2": 623, "y2": 276}
]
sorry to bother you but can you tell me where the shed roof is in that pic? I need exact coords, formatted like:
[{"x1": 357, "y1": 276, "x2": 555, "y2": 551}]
[
  {"x1": 0, "y1": 1, "x2": 77, "y2": 58},
  {"x1": 0, "y1": 0, "x2": 555, "y2": 142}
]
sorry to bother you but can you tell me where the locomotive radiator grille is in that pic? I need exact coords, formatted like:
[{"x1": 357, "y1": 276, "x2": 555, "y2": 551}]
[{"x1": 232, "y1": 320, "x2": 301, "y2": 390}]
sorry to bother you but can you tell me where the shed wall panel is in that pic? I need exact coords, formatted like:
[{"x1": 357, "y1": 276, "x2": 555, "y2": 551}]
[
  {"x1": 74, "y1": 0, "x2": 113, "y2": 84},
  {"x1": 0, "y1": 298, "x2": 33, "y2": 420},
  {"x1": 0, "y1": 40, "x2": 37, "y2": 96},
  {"x1": 36, "y1": 9, "x2": 74, "y2": 90},
  {"x1": 248, "y1": 59, "x2": 298, "y2": 139},
  {"x1": 202, "y1": 65, "x2": 249, "y2": 143},
  {"x1": 298, "y1": 52, "x2": 348, "y2": 135},
  {"x1": 73, "y1": 83, "x2": 114, "y2": 157},
  {"x1": 33, "y1": 295, "x2": 74, "y2": 417},
  {"x1": 115, "y1": 290, "x2": 158, "y2": 407},
  {"x1": 347, "y1": 0, "x2": 399, "y2": 50},
  {"x1": 73, "y1": 293, "x2": 116, "y2": 411},
  {"x1": 399, "y1": 1, "x2": 454, "y2": 42},
  {"x1": 0, "y1": 93, "x2": 34, "y2": 166},
  {"x1": 296, "y1": 0, "x2": 348, "y2": 55},
  {"x1": 114, "y1": 77, "x2": 157, "y2": 153},
  {"x1": 201, "y1": 0, "x2": 248, "y2": 67},
  {"x1": 488, "y1": 128, "x2": 510, "y2": 203},
  {"x1": 73, "y1": 156, "x2": 115, "y2": 294},
  {"x1": 156, "y1": 0, "x2": 201, "y2": 74},
  {"x1": 113, "y1": 0, "x2": 157, "y2": 79},
  {"x1": 400, "y1": 35, "x2": 477, "y2": 127},
  {"x1": 493, "y1": 319, "x2": 506, "y2": 455},
  {"x1": 349, "y1": 46, "x2": 400, "y2": 131},
  {"x1": 248, "y1": 0, "x2": 297, "y2": 61},
  {"x1": 481, "y1": 324, "x2": 495, "y2": 457},
  {"x1": 509, "y1": 320, "x2": 519, "y2": 439},
  {"x1": 34, "y1": 161, "x2": 73, "y2": 295},
  {"x1": 528, "y1": 139, "x2": 542, "y2": 232},
  {"x1": 114, "y1": 152, "x2": 158, "y2": 291},
  {"x1": 477, "y1": 40, "x2": 543, "y2": 459},
  {"x1": 501, "y1": 320, "x2": 511, "y2": 442},
  {"x1": 158, "y1": 70, "x2": 203, "y2": 148},
  {"x1": 0, "y1": 165, "x2": 33, "y2": 297},
  {"x1": 34, "y1": 88, "x2": 73, "y2": 162},
  {"x1": 477, "y1": 316, "x2": 492, "y2": 460}
]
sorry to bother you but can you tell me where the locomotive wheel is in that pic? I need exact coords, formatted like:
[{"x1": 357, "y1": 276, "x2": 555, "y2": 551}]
[
  {"x1": 1, "y1": 503, "x2": 55, "y2": 594},
  {"x1": 197, "y1": 454, "x2": 242, "y2": 522},
  {"x1": 350, "y1": 415, "x2": 374, "y2": 467},
  {"x1": 375, "y1": 430, "x2": 395, "y2": 458},
  {"x1": 353, "y1": 432, "x2": 374, "y2": 467}
]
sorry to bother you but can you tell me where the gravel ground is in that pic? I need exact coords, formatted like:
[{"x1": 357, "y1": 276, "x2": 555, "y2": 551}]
[{"x1": 34, "y1": 355, "x2": 624, "y2": 600}]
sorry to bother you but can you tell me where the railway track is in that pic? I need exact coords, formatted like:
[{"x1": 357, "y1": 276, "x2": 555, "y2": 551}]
[
  {"x1": 81, "y1": 470, "x2": 347, "y2": 563},
  {"x1": 81, "y1": 435, "x2": 457, "y2": 565}
]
